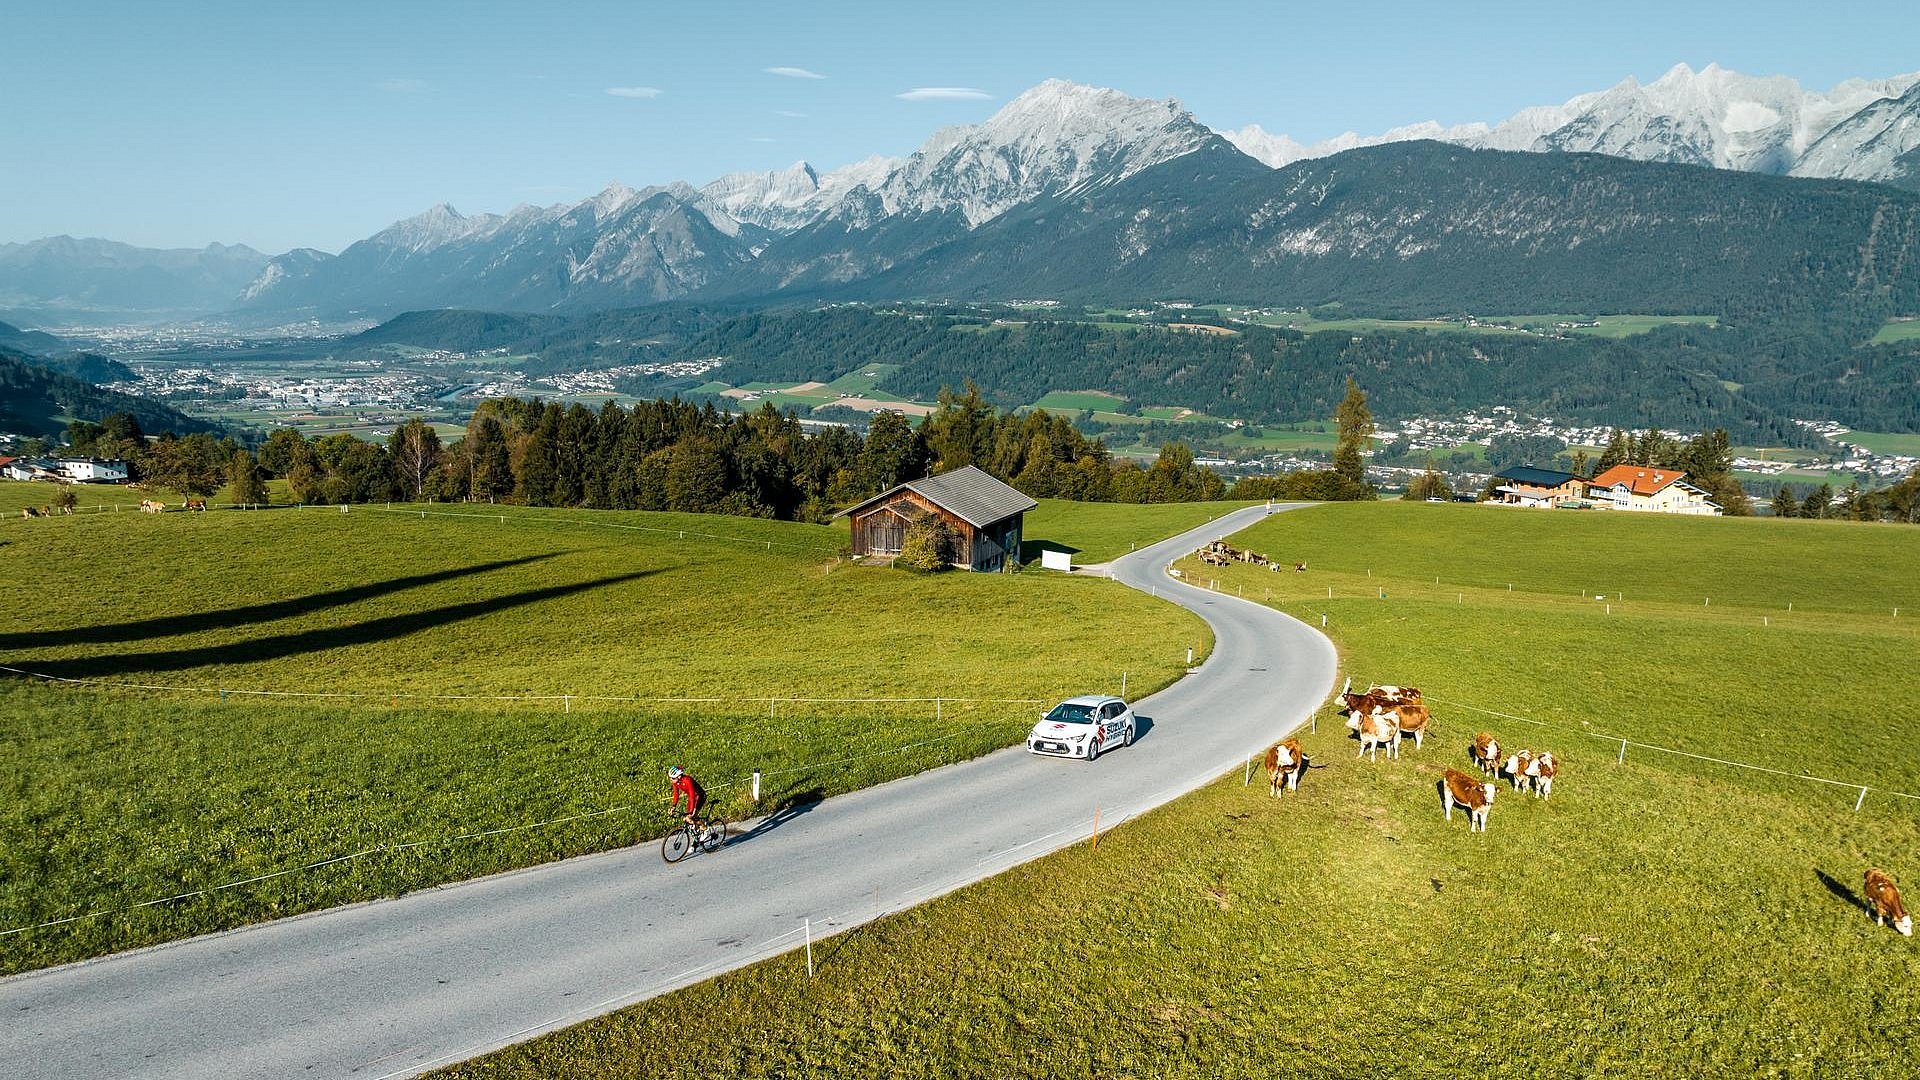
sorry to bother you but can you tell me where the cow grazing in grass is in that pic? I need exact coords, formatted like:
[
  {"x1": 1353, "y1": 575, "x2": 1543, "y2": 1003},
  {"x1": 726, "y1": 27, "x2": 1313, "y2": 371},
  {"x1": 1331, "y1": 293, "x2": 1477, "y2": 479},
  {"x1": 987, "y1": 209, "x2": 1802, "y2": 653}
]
[
  {"x1": 21, "y1": 506, "x2": 41, "y2": 519},
  {"x1": 1529, "y1": 752, "x2": 1557, "y2": 798},
  {"x1": 1501, "y1": 749, "x2": 1537, "y2": 792},
  {"x1": 1440, "y1": 768, "x2": 1497, "y2": 832},
  {"x1": 140, "y1": 499, "x2": 166, "y2": 514},
  {"x1": 1472, "y1": 732, "x2": 1501, "y2": 774},
  {"x1": 184, "y1": 497, "x2": 208, "y2": 512},
  {"x1": 1265, "y1": 738, "x2": 1307, "y2": 796},
  {"x1": 1866, "y1": 869, "x2": 1912, "y2": 936},
  {"x1": 1346, "y1": 708, "x2": 1399, "y2": 761}
]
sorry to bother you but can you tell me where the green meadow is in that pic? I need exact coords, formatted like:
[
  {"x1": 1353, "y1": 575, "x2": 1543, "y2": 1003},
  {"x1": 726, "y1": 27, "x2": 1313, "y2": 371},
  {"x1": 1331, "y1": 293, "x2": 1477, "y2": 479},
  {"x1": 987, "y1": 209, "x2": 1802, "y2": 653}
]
[
  {"x1": 1030, "y1": 389, "x2": 1128, "y2": 412},
  {"x1": 1869, "y1": 319, "x2": 1920, "y2": 345},
  {"x1": 444, "y1": 502, "x2": 1920, "y2": 1078},
  {"x1": 1019, "y1": 498, "x2": 1258, "y2": 564},
  {"x1": 0, "y1": 501, "x2": 1207, "y2": 972},
  {"x1": 1840, "y1": 429, "x2": 1920, "y2": 457}
]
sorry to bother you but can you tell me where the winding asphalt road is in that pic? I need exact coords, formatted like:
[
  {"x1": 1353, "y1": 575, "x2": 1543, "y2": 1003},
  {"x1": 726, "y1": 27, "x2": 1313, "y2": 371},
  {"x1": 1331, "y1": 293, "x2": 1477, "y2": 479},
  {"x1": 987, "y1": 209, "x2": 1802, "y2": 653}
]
[{"x1": 4, "y1": 502, "x2": 1338, "y2": 1079}]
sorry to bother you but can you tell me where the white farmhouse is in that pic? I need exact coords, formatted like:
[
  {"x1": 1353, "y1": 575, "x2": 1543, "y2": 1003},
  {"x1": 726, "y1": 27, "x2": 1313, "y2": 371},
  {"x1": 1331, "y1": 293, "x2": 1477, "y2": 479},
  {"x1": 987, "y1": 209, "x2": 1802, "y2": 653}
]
[{"x1": 1586, "y1": 465, "x2": 1721, "y2": 516}]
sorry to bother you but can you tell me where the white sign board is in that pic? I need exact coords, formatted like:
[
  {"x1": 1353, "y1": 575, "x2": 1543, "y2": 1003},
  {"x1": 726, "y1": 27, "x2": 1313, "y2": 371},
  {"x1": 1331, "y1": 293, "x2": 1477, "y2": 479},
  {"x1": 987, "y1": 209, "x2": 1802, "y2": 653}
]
[{"x1": 1040, "y1": 549, "x2": 1073, "y2": 572}]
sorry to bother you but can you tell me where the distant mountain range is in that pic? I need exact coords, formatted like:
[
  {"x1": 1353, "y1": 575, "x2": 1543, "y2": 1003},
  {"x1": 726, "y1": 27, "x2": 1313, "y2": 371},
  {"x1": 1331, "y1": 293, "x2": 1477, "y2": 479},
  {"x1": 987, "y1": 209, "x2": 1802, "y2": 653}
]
[
  {"x1": 1224, "y1": 63, "x2": 1920, "y2": 186},
  {"x1": 0, "y1": 237, "x2": 270, "y2": 325},
  {"x1": 5, "y1": 66, "x2": 1920, "y2": 327}
]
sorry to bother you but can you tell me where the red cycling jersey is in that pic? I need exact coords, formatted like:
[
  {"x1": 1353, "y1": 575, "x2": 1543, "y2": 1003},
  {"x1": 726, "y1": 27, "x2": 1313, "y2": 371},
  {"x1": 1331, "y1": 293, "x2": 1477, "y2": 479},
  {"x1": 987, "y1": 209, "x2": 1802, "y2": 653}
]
[{"x1": 669, "y1": 773, "x2": 703, "y2": 817}]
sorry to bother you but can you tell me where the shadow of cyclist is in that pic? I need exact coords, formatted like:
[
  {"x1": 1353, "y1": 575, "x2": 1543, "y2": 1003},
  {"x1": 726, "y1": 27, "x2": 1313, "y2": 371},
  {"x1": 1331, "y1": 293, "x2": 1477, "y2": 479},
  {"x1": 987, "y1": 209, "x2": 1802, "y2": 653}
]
[{"x1": 731, "y1": 788, "x2": 826, "y2": 848}]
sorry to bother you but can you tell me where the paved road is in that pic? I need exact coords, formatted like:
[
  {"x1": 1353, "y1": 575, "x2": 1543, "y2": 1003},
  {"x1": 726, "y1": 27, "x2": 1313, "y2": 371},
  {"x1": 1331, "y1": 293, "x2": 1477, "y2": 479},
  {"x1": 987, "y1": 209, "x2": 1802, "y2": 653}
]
[{"x1": 4, "y1": 503, "x2": 1338, "y2": 1080}]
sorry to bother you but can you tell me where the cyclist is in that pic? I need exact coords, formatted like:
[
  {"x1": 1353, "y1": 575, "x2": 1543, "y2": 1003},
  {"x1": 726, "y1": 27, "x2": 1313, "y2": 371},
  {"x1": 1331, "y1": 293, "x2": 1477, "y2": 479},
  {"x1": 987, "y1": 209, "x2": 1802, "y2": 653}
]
[{"x1": 667, "y1": 765, "x2": 704, "y2": 825}]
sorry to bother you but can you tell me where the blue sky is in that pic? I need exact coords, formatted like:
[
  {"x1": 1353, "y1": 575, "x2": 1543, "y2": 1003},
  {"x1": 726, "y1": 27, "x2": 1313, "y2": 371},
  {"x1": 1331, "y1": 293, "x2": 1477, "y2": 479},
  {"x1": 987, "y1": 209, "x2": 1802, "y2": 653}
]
[{"x1": 5, "y1": 0, "x2": 1915, "y2": 253}]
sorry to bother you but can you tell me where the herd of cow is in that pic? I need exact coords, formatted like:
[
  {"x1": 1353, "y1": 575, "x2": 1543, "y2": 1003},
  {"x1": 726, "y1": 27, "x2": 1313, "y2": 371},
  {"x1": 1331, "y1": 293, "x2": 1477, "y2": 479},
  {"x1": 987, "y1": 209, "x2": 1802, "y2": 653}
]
[
  {"x1": 1260, "y1": 676, "x2": 1913, "y2": 936},
  {"x1": 140, "y1": 498, "x2": 207, "y2": 513},
  {"x1": 1197, "y1": 539, "x2": 1305, "y2": 573}
]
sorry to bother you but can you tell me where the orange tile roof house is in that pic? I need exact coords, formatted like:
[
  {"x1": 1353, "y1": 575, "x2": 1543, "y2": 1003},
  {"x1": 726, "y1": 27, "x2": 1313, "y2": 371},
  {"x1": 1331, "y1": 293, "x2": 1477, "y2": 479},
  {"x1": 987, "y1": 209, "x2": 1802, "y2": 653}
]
[{"x1": 1585, "y1": 464, "x2": 1722, "y2": 515}]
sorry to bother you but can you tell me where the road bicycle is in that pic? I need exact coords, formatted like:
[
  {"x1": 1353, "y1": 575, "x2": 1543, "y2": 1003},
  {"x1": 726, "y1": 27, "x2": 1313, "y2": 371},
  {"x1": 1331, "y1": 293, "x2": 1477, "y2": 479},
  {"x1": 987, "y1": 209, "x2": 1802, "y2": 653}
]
[{"x1": 661, "y1": 814, "x2": 728, "y2": 863}]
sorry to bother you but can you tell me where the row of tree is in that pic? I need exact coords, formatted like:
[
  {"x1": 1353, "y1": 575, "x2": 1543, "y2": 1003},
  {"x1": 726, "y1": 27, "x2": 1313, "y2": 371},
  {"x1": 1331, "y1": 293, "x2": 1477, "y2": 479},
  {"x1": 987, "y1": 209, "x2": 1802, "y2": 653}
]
[
  {"x1": 230, "y1": 386, "x2": 1239, "y2": 520},
  {"x1": 1771, "y1": 477, "x2": 1920, "y2": 522}
]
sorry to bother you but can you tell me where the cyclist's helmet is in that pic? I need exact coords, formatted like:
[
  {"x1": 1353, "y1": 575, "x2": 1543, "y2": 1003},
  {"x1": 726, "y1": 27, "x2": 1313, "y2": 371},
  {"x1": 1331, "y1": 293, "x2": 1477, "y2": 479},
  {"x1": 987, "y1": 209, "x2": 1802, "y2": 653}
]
[{"x1": 667, "y1": 766, "x2": 684, "y2": 780}]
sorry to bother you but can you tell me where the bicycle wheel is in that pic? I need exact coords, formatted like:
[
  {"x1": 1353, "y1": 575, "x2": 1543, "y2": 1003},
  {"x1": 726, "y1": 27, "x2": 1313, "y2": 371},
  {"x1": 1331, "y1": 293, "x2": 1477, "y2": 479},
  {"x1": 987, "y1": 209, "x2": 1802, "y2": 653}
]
[
  {"x1": 661, "y1": 826, "x2": 691, "y2": 863},
  {"x1": 698, "y1": 818, "x2": 728, "y2": 853}
]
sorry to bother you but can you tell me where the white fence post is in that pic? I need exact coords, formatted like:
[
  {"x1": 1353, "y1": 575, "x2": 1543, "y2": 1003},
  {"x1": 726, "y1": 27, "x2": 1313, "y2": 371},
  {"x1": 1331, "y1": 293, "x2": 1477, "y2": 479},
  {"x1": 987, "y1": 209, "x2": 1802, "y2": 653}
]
[
  {"x1": 1855, "y1": 787, "x2": 1868, "y2": 812},
  {"x1": 1617, "y1": 739, "x2": 1627, "y2": 764},
  {"x1": 804, "y1": 918, "x2": 814, "y2": 977}
]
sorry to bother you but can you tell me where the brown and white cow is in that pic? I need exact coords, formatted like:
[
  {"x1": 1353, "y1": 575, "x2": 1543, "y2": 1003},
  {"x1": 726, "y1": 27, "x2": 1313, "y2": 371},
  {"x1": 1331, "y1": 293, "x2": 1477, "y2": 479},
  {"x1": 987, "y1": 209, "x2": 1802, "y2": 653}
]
[
  {"x1": 1865, "y1": 869, "x2": 1913, "y2": 936},
  {"x1": 1368, "y1": 684, "x2": 1422, "y2": 705},
  {"x1": 1374, "y1": 702, "x2": 1432, "y2": 749},
  {"x1": 1346, "y1": 708, "x2": 1399, "y2": 761},
  {"x1": 1265, "y1": 738, "x2": 1306, "y2": 796},
  {"x1": 1440, "y1": 768, "x2": 1497, "y2": 832},
  {"x1": 1472, "y1": 732, "x2": 1501, "y2": 775},
  {"x1": 1529, "y1": 752, "x2": 1558, "y2": 798},
  {"x1": 1500, "y1": 749, "x2": 1537, "y2": 793}
]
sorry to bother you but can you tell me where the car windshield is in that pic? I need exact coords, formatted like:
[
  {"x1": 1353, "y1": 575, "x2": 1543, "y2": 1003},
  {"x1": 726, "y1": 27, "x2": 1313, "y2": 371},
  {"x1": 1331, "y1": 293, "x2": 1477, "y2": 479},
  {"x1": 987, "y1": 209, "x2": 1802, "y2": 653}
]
[{"x1": 1044, "y1": 703, "x2": 1098, "y2": 724}]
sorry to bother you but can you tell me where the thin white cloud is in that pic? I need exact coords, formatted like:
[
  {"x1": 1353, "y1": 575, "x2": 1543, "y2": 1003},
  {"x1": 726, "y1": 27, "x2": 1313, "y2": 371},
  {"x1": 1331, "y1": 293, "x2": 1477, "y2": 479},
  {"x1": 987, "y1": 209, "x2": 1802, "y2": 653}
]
[
  {"x1": 896, "y1": 87, "x2": 991, "y2": 102},
  {"x1": 377, "y1": 78, "x2": 428, "y2": 93},
  {"x1": 606, "y1": 86, "x2": 664, "y2": 99},
  {"x1": 747, "y1": 136, "x2": 777, "y2": 143},
  {"x1": 765, "y1": 66, "x2": 826, "y2": 80},
  {"x1": 774, "y1": 109, "x2": 807, "y2": 118}
]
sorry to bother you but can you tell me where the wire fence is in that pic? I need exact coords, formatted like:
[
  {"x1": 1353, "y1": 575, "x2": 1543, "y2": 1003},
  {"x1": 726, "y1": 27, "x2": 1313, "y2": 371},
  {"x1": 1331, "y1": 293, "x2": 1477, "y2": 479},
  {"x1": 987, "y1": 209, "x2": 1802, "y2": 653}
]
[{"x1": 1399, "y1": 693, "x2": 1920, "y2": 810}]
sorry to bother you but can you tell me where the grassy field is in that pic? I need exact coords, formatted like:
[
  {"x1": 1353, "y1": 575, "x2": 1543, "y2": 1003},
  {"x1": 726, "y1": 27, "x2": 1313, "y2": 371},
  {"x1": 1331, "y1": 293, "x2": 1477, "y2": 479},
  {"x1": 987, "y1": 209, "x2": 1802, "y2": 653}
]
[
  {"x1": 1839, "y1": 429, "x2": 1920, "y2": 456},
  {"x1": 441, "y1": 502, "x2": 1920, "y2": 1078},
  {"x1": 1869, "y1": 318, "x2": 1920, "y2": 345},
  {"x1": 1020, "y1": 499, "x2": 1259, "y2": 564},
  {"x1": 1, "y1": 479, "x2": 293, "y2": 515},
  {"x1": 1031, "y1": 390, "x2": 1128, "y2": 412},
  {"x1": 0, "y1": 502, "x2": 1209, "y2": 973},
  {"x1": 1209, "y1": 305, "x2": 1717, "y2": 340}
]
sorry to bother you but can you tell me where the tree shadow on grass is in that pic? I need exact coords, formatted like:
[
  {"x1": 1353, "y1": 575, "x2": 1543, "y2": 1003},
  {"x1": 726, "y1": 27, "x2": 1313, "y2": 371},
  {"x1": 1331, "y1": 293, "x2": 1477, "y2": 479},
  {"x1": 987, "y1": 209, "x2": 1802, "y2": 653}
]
[
  {"x1": 1019, "y1": 539, "x2": 1081, "y2": 562},
  {"x1": 0, "y1": 553, "x2": 562, "y2": 651},
  {"x1": 1816, "y1": 868, "x2": 1871, "y2": 915},
  {"x1": 13, "y1": 570, "x2": 655, "y2": 680}
]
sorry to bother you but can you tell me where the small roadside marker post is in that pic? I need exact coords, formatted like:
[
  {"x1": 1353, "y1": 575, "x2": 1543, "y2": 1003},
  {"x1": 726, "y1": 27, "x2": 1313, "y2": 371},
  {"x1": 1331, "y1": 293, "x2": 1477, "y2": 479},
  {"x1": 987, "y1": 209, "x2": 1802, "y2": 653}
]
[
  {"x1": 1618, "y1": 739, "x2": 1627, "y2": 764},
  {"x1": 752, "y1": 769, "x2": 761, "y2": 803},
  {"x1": 1121, "y1": 671, "x2": 1128, "y2": 698},
  {"x1": 805, "y1": 919, "x2": 814, "y2": 978},
  {"x1": 1855, "y1": 787, "x2": 1868, "y2": 812},
  {"x1": 1187, "y1": 647, "x2": 1194, "y2": 665},
  {"x1": 1245, "y1": 756, "x2": 1252, "y2": 786},
  {"x1": 1091, "y1": 805, "x2": 1100, "y2": 849}
]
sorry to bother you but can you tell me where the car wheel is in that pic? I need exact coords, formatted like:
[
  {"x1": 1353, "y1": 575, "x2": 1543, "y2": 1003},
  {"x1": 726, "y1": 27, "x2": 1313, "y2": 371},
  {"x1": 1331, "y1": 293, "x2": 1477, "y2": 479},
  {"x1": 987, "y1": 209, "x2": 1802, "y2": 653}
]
[
  {"x1": 1123, "y1": 722, "x2": 1134, "y2": 748},
  {"x1": 1085, "y1": 735, "x2": 1099, "y2": 762}
]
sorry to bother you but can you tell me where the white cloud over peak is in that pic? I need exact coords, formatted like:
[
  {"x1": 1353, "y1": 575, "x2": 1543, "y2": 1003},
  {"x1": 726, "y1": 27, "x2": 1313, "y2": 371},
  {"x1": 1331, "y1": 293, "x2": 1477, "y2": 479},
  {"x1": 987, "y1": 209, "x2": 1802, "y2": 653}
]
[
  {"x1": 606, "y1": 86, "x2": 664, "y2": 99},
  {"x1": 896, "y1": 87, "x2": 991, "y2": 102},
  {"x1": 765, "y1": 66, "x2": 826, "y2": 80}
]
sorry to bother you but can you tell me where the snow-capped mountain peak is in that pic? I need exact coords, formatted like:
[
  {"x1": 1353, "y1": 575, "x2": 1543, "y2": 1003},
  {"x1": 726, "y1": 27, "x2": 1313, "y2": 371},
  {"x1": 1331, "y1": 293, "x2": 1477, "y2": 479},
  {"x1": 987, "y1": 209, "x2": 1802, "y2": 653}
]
[
  {"x1": 870, "y1": 78, "x2": 1216, "y2": 225},
  {"x1": 1224, "y1": 63, "x2": 1920, "y2": 183}
]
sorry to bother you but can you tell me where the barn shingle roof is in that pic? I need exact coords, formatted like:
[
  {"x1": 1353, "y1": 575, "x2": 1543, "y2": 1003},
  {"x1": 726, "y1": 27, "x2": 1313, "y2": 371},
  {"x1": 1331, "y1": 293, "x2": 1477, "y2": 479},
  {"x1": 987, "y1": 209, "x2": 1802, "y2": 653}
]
[
  {"x1": 841, "y1": 465, "x2": 1038, "y2": 528},
  {"x1": 1492, "y1": 465, "x2": 1579, "y2": 488}
]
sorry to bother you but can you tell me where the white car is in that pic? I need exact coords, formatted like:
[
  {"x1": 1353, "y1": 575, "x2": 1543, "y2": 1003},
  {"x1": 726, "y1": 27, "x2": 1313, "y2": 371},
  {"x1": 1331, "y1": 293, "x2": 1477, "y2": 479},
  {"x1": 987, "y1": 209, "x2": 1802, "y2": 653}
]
[{"x1": 1026, "y1": 695, "x2": 1136, "y2": 761}]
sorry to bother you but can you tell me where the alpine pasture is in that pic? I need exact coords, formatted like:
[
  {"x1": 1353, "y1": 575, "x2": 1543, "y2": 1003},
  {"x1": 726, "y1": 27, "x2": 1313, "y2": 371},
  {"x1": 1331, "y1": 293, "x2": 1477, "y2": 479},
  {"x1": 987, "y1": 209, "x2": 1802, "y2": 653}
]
[
  {"x1": 0, "y1": 497, "x2": 1203, "y2": 973},
  {"x1": 439, "y1": 502, "x2": 1920, "y2": 1078}
]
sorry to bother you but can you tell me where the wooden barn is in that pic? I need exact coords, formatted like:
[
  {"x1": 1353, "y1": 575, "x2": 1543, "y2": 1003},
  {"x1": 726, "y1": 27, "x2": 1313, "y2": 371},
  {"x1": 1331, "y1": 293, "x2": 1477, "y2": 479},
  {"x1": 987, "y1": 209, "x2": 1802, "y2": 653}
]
[{"x1": 841, "y1": 465, "x2": 1037, "y2": 572}]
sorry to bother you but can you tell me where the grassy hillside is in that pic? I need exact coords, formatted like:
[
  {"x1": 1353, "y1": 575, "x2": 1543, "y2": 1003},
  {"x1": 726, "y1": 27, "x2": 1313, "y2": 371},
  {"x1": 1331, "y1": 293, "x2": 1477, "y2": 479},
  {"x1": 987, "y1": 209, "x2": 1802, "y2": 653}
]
[
  {"x1": 0, "y1": 502, "x2": 1206, "y2": 972},
  {"x1": 441, "y1": 503, "x2": 1920, "y2": 1078},
  {"x1": 1021, "y1": 498, "x2": 1257, "y2": 564}
]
